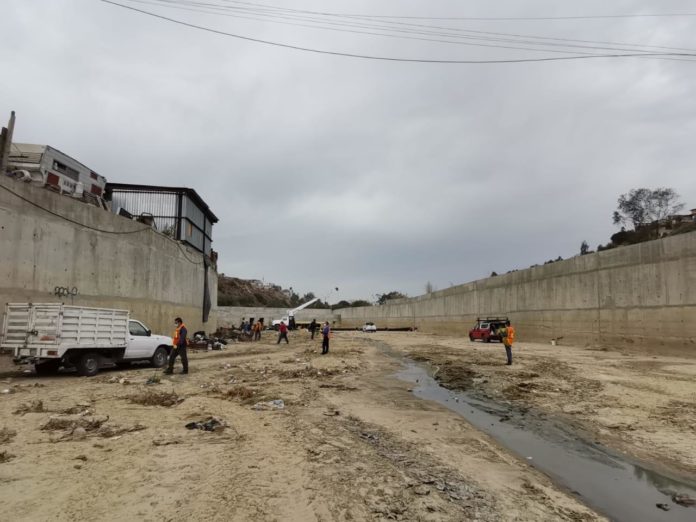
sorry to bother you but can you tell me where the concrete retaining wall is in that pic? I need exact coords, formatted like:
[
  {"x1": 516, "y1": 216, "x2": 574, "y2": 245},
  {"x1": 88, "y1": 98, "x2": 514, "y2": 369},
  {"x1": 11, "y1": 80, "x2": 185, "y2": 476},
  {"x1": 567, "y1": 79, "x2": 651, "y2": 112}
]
[
  {"x1": 0, "y1": 175, "x2": 217, "y2": 336},
  {"x1": 217, "y1": 306, "x2": 334, "y2": 327},
  {"x1": 335, "y1": 232, "x2": 696, "y2": 354}
]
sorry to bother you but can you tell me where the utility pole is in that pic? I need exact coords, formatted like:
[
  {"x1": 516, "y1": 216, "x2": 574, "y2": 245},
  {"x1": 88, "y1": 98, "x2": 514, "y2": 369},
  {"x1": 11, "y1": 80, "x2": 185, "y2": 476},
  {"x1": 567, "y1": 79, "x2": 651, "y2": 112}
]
[{"x1": 0, "y1": 111, "x2": 16, "y2": 174}]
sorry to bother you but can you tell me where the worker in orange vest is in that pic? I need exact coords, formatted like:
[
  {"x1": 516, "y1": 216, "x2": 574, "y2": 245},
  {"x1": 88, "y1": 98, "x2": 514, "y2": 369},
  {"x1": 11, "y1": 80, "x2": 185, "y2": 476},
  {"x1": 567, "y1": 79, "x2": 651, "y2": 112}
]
[
  {"x1": 164, "y1": 317, "x2": 188, "y2": 374},
  {"x1": 498, "y1": 320, "x2": 515, "y2": 365}
]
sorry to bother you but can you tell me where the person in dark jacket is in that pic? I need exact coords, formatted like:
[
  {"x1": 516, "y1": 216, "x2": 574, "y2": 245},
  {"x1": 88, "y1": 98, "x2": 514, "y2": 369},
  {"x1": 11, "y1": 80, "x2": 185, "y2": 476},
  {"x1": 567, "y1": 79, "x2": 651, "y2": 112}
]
[
  {"x1": 164, "y1": 317, "x2": 188, "y2": 374},
  {"x1": 321, "y1": 322, "x2": 331, "y2": 355},
  {"x1": 309, "y1": 319, "x2": 318, "y2": 340}
]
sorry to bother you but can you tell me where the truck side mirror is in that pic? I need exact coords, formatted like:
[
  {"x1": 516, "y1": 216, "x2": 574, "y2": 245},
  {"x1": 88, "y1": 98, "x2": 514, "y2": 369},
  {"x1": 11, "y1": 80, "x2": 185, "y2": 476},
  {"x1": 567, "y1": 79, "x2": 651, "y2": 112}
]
[{"x1": 146, "y1": 329, "x2": 151, "y2": 336}]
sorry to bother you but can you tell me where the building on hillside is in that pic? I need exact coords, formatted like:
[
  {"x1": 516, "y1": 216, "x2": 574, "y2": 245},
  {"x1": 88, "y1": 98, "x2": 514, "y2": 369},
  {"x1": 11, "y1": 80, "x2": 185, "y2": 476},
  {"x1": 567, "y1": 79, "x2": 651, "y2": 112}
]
[
  {"x1": 105, "y1": 183, "x2": 218, "y2": 256},
  {"x1": 6, "y1": 143, "x2": 107, "y2": 207}
]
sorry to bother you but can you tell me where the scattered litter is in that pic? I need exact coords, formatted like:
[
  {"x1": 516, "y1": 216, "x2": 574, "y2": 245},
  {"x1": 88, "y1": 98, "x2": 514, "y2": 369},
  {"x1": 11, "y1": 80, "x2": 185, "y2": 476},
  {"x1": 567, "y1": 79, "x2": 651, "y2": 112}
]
[
  {"x1": 74, "y1": 454, "x2": 88, "y2": 461},
  {"x1": 146, "y1": 375, "x2": 161, "y2": 385},
  {"x1": 128, "y1": 391, "x2": 183, "y2": 407},
  {"x1": 118, "y1": 378, "x2": 130, "y2": 385},
  {"x1": 41, "y1": 415, "x2": 109, "y2": 432},
  {"x1": 223, "y1": 386, "x2": 255, "y2": 401},
  {"x1": 185, "y1": 416, "x2": 227, "y2": 432},
  {"x1": 323, "y1": 410, "x2": 340, "y2": 417},
  {"x1": 672, "y1": 493, "x2": 696, "y2": 507},
  {"x1": 1, "y1": 389, "x2": 15, "y2": 395},
  {"x1": 13, "y1": 400, "x2": 46, "y2": 415},
  {"x1": 0, "y1": 427, "x2": 17, "y2": 444},
  {"x1": 252, "y1": 399, "x2": 285, "y2": 411},
  {"x1": 656, "y1": 503, "x2": 671, "y2": 511}
]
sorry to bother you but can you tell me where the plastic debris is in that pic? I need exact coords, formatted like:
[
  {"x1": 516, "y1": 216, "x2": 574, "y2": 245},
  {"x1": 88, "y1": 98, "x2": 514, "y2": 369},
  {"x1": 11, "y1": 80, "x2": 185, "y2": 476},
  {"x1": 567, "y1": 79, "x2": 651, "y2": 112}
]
[{"x1": 252, "y1": 399, "x2": 285, "y2": 411}]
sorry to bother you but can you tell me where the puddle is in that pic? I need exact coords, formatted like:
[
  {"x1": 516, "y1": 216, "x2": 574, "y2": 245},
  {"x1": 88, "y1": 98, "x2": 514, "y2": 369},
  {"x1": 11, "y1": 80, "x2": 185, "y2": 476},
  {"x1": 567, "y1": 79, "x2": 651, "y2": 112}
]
[{"x1": 394, "y1": 360, "x2": 696, "y2": 522}]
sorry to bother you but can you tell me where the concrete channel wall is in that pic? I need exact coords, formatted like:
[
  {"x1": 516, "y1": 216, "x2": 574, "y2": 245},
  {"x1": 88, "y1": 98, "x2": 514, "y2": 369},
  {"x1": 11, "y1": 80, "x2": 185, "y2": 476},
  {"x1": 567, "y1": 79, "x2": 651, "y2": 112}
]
[
  {"x1": 0, "y1": 175, "x2": 217, "y2": 337},
  {"x1": 335, "y1": 232, "x2": 696, "y2": 354},
  {"x1": 217, "y1": 306, "x2": 334, "y2": 327}
]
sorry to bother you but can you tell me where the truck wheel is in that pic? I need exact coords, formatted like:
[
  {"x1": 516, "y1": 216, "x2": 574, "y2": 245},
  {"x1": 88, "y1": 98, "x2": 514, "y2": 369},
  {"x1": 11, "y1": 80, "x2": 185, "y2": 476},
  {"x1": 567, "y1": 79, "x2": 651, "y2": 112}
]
[
  {"x1": 76, "y1": 353, "x2": 101, "y2": 377},
  {"x1": 35, "y1": 360, "x2": 61, "y2": 376},
  {"x1": 151, "y1": 346, "x2": 168, "y2": 368},
  {"x1": 469, "y1": 334, "x2": 474, "y2": 342}
]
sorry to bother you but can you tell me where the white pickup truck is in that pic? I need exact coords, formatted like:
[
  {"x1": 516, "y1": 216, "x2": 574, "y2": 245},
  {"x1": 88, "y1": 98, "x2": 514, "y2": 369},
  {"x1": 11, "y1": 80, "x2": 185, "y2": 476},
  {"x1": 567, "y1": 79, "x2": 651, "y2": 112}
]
[{"x1": 1, "y1": 303, "x2": 173, "y2": 377}]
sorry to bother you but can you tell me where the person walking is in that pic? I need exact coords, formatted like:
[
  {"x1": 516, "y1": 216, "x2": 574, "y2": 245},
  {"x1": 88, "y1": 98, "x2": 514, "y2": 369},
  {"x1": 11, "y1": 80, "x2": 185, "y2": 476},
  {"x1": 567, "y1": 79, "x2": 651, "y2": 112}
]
[
  {"x1": 309, "y1": 319, "x2": 318, "y2": 340},
  {"x1": 498, "y1": 320, "x2": 516, "y2": 365},
  {"x1": 253, "y1": 321, "x2": 262, "y2": 341},
  {"x1": 164, "y1": 317, "x2": 188, "y2": 374},
  {"x1": 321, "y1": 321, "x2": 331, "y2": 355},
  {"x1": 277, "y1": 321, "x2": 289, "y2": 344}
]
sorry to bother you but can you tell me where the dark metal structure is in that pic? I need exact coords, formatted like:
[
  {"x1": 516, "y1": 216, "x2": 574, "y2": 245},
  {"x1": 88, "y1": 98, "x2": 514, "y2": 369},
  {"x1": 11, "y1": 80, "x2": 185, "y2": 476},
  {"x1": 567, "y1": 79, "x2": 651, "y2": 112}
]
[{"x1": 105, "y1": 183, "x2": 218, "y2": 255}]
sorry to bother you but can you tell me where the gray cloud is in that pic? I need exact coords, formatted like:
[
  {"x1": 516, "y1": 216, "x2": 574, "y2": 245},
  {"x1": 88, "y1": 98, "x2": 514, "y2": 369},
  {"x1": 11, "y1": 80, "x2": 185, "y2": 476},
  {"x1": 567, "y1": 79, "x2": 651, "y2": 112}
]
[{"x1": 3, "y1": 0, "x2": 696, "y2": 300}]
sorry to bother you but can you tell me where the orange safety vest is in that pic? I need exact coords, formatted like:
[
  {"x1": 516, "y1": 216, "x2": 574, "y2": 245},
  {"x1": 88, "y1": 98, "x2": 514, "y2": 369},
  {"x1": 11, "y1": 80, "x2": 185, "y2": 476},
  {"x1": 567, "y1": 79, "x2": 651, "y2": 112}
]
[
  {"x1": 173, "y1": 323, "x2": 186, "y2": 347},
  {"x1": 505, "y1": 326, "x2": 516, "y2": 345}
]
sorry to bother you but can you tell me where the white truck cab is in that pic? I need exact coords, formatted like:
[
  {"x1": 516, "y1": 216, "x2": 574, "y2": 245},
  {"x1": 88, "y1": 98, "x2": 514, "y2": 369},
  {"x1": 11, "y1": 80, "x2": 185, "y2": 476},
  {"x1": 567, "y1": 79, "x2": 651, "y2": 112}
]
[{"x1": 1, "y1": 303, "x2": 173, "y2": 376}]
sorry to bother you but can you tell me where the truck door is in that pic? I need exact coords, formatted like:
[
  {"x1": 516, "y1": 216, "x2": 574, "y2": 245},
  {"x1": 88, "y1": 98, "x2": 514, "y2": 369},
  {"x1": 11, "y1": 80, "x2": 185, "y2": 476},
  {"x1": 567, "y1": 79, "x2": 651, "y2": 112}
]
[{"x1": 126, "y1": 320, "x2": 151, "y2": 358}]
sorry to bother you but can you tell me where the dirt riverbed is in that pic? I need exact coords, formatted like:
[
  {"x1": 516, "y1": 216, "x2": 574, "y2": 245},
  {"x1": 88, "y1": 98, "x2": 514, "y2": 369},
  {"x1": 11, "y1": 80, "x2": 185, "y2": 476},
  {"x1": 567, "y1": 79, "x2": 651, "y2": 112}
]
[{"x1": 1, "y1": 331, "x2": 693, "y2": 521}]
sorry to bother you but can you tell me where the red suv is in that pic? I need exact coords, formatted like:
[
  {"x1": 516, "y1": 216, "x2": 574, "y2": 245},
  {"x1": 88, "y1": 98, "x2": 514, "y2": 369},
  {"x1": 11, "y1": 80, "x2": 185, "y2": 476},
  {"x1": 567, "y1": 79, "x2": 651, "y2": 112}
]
[{"x1": 469, "y1": 317, "x2": 508, "y2": 343}]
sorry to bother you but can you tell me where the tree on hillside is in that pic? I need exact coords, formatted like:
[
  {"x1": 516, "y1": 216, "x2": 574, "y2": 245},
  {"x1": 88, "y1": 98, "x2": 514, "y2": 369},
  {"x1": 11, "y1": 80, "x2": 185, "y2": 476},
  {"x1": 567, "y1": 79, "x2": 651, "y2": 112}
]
[
  {"x1": 580, "y1": 240, "x2": 590, "y2": 255},
  {"x1": 376, "y1": 291, "x2": 407, "y2": 305},
  {"x1": 351, "y1": 300, "x2": 373, "y2": 307},
  {"x1": 612, "y1": 188, "x2": 684, "y2": 229},
  {"x1": 425, "y1": 281, "x2": 434, "y2": 293}
]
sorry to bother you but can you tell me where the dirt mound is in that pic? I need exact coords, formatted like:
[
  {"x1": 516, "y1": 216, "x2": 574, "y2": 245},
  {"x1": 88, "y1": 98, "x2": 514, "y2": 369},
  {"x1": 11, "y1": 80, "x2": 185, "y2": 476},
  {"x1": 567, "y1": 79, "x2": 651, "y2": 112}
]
[
  {"x1": 218, "y1": 276, "x2": 293, "y2": 307},
  {"x1": 128, "y1": 390, "x2": 183, "y2": 407}
]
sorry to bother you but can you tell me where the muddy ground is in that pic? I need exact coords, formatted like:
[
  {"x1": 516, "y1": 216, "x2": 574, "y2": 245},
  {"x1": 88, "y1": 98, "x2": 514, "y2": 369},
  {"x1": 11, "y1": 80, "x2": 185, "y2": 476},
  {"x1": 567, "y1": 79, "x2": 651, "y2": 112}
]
[{"x1": 0, "y1": 330, "x2": 692, "y2": 521}]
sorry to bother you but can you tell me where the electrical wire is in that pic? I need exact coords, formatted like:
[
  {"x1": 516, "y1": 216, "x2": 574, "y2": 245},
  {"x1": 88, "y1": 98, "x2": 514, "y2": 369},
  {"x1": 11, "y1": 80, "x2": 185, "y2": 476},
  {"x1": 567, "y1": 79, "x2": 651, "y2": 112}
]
[
  {"x1": 164, "y1": 1, "x2": 696, "y2": 22},
  {"x1": 100, "y1": 1, "x2": 696, "y2": 64},
  {"x1": 0, "y1": 181, "x2": 147, "y2": 235},
  {"x1": 0, "y1": 181, "x2": 206, "y2": 265},
  {"x1": 126, "y1": 0, "x2": 696, "y2": 56}
]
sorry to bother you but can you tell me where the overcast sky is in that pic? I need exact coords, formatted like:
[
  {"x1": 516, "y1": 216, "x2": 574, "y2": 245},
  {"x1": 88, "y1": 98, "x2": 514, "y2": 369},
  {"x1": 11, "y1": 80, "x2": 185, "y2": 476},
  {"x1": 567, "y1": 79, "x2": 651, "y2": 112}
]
[{"x1": 3, "y1": 0, "x2": 696, "y2": 301}]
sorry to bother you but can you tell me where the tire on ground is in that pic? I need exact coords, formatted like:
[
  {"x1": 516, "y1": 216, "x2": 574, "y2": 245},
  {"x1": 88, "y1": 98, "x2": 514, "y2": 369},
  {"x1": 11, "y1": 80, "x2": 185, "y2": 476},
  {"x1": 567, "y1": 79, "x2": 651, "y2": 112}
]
[{"x1": 76, "y1": 352, "x2": 101, "y2": 377}]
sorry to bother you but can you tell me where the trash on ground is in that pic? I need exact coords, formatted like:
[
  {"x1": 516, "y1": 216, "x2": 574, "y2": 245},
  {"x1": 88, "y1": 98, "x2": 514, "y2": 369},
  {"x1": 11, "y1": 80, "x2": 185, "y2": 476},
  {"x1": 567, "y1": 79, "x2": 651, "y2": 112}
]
[
  {"x1": 128, "y1": 390, "x2": 183, "y2": 407},
  {"x1": 13, "y1": 400, "x2": 46, "y2": 415},
  {"x1": 672, "y1": 493, "x2": 696, "y2": 507},
  {"x1": 656, "y1": 503, "x2": 671, "y2": 511},
  {"x1": 252, "y1": 399, "x2": 285, "y2": 411},
  {"x1": 146, "y1": 375, "x2": 161, "y2": 385},
  {"x1": 185, "y1": 416, "x2": 227, "y2": 432},
  {"x1": 41, "y1": 415, "x2": 109, "y2": 432}
]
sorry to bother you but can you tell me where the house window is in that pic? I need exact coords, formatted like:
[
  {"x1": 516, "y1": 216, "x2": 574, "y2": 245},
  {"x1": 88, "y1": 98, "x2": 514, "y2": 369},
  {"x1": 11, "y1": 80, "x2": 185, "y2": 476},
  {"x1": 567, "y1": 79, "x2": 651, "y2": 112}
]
[{"x1": 52, "y1": 160, "x2": 80, "y2": 181}]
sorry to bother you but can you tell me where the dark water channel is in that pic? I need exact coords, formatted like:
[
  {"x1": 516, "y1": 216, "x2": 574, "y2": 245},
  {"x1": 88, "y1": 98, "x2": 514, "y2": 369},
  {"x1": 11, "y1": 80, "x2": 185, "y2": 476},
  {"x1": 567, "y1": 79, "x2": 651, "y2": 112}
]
[{"x1": 391, "y1": 357, "x2": 696, "y2": 522}]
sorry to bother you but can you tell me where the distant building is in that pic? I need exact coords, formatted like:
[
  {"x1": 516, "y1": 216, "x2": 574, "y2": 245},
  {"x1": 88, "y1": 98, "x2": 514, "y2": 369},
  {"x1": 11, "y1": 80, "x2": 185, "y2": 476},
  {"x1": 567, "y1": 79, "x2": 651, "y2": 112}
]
[
  {"x1": 105, "y1": 183, "x2": 218, "y2": 255},
  {"x1": 7, "y1": 143, "x2": 107, "y2": 206}
]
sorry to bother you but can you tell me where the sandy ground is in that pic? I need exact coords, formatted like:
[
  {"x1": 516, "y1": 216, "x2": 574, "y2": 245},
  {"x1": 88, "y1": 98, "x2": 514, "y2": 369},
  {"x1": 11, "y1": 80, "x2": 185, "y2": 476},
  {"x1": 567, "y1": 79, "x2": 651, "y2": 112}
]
[
  {"x1": 0, "y1": 331, "x2": 607, "y2": 522},
  {"x1": 388, "y1": 333, "x2": 696, "y2": 481}
]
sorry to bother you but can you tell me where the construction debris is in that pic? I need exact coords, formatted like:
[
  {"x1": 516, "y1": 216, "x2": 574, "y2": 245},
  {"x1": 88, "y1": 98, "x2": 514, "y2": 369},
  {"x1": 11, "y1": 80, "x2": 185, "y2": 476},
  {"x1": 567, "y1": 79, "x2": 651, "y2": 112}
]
[{"x1": 185, "y1": 417, "x2": 227, "y2": 432}]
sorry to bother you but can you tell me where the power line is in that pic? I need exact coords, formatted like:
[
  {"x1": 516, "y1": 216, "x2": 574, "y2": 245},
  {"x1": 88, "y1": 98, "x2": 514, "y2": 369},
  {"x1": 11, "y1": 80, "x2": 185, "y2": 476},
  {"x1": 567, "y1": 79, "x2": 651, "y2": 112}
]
[
  {"x1": 167, "y1": 0, "x2": 696, "y2": 22},
  {"x1": 123, "y1": 0, "x2": 696, "y2": 57},
  {"x1": 134, "y1": 0, "x2": 696, "y2": 55},
  {"x1": 100, "y1": 1, "x2": 696, "y2": 64},
  {"x1": 0, "y1": 182, "x2": 146, "y2": 235}
]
